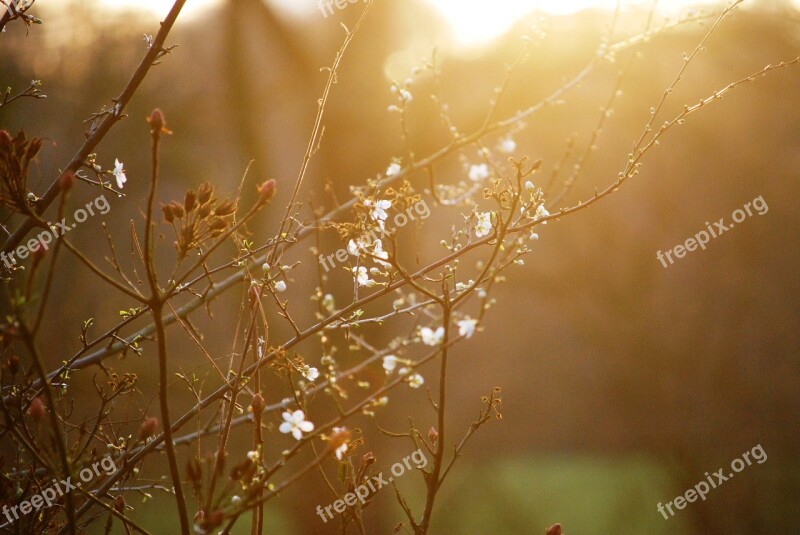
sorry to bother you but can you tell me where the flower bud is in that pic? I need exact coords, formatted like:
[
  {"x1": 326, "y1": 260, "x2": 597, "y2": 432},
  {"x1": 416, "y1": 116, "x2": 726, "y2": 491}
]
[
  {"x1": 170, "y1": 201, "x2": 185, "y2": 219},
  {"x1": 362, "y1": 451, "x2": 375, "y2": 468},
  {"x1": 257, "y1": 179, "x2": 276, "y2": 204},
  {"x1": 59, "y1": 171, "x2": 76, "y2": 191},
  {"x1": 27, "y1": 138, "x2": 42, "y2": 159},
  {"x1": 208, "y1": 218, "x2": 227, "y2": 231},
  {"x1": 197, "y1": 182, "x2": 213, "y2": 204},
  {"x1": 197, "y1": 202, "x2": 212, "y2": 218},
  {"x1": 428, "y1": 426, "x2": 438, "y2": 445},
  {"x1": 250, "y1": 393, "x2": 264, "y2": 414},
  {"x1": 213, "y1": 199, "x2": 236, "y2": 217},
  {"x1": 0, "y1": 129, "x2": 12, "y2": 149},
  {"x1": 139, "y1": 417, "x2": 159, "y2": 440},
  {"x1": 147, "y1": 108, "x2": 166, "y2": 134},
  {"x1": 114, "y1": 495, "x2": 126, "y2": 513},
  {"x1": 162, "y1": 204, "x2": 174, "y2": 223},
  {"x1": 27, "y1": 397, "x2": 46, "y2": 421},
  {"x1": 184, "y1": 190, "x2": 197, "y2": 213},
  {"x1": 206, "y1": 510, "x2": 225, "y2": 529},
  {"x1": 546, "y1": 524, "x2": 563, "y2": 535}
]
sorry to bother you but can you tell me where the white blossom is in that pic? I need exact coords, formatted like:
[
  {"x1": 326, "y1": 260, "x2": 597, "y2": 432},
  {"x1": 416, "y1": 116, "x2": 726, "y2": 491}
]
[
  {"x1": 352, "y1": 266, "x2": 375, "y2": 287},
  {"x1": 500, "y1": 138, "x2": 517, "y2": 154},
  {"x1": 365, "y1": 199, "x2": 391, "y2": 226},
  {"x1": 279, "y1": 410, "x2": 314, "y2": 440},
  {"x1": 457, "y1": 317, "x2": 477, "y2": 339},
  {"x1": 332, "y1": 427, "x2": 349, "y2": 460},
  {"x1": 301, "y1": 365, "x2": 319, "y2": 382},
  {"x1": 535, "y1": 204, "x2": 550, "y2": 224},
  {"x1": 475, "y1": 212, "x2": 493, "y2": 238},
  {"x1": 386, "y1": 162, "x2": 402, "y2": 177},
  {"x1": 420, "y1": 326, "x2": 445, "y2": 346},
  {"x1": 469, "y1": 163, "x2": 490, "y2": 182},
  {"x1": 113, "y1": 159, "x2": 127, "y2": 189},
  {"x1": 274, "y1": 280, "x2": 287, "y2": 292},
  {"x1": 348, "y1": 238, "x2": 367, "y2": 257},
  {"x1": 455, "y1": 280, "x2": 475, "y2": 292},
  {"x1": 372, "y1": 239, "x2": 390, "y2": 267},
  {"x1": 408, "y1": 374, "x2": 425, "y2": 388},
  {"x1": 383, "y1": 355, "x2": 398, "y2": 374}
]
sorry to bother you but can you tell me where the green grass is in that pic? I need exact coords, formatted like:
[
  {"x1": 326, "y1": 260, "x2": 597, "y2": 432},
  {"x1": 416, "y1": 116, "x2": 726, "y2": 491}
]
[{"x1": 429, "y1": 454, "x2": 689, "y2": 535}]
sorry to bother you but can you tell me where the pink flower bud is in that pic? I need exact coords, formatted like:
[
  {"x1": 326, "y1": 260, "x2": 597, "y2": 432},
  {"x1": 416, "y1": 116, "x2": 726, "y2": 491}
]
[
  {"x1": 147, "y1": 108, "x2": 167, "y2": 134},
  {"x1": 27, "y1": 397, "x2": 46, "y2": 421},
  {"x1": 206, "y1": 510, "x2": 225, "y2": 528},
  {"x1": 257, "y1": 179, "x2": 277, "y2": 204},
  {"x1": 0, "y1": 129, "x2": 12, "y2": 149},
  {"x1": 139, "y1": 417, "x2": 159, "y2": 440}
]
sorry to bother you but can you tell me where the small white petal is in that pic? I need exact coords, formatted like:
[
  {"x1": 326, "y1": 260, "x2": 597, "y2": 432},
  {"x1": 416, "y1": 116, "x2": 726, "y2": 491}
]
[{"x1": 298, "y1": 421, "x2": 315, "y2": 432}]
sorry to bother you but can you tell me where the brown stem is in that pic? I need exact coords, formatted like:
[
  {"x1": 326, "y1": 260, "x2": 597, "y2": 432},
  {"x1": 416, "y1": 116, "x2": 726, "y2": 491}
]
[
  {"x1": 151, "y1": 302, "x2": 191, "y2": 534},
  {"x1": 144, "y1": 122, "x2": 191, "y2": 535},
  {"x1": 417, "y1": 293, "x2": 451, "y2": 534}
]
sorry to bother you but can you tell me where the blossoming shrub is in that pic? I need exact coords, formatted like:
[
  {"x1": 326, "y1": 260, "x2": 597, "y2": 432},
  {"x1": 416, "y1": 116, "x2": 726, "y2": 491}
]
[{"x1": 0, "y1": 1, "x2": 795, "y2": 534}]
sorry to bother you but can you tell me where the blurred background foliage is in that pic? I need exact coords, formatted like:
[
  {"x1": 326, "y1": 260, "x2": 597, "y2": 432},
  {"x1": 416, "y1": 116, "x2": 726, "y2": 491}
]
[{"x1": 1, "y1": 0, "x2": 799, "y2": 533}]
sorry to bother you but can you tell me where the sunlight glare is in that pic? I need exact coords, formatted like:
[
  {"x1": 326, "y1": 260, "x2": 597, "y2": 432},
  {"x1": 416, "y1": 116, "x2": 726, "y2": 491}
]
[
  {"x1": 96, "y1": 0, "x2": 219, "y2": 19},
  {"x1": 423, "y1": 0, "x2": 716, "y2": 46}
]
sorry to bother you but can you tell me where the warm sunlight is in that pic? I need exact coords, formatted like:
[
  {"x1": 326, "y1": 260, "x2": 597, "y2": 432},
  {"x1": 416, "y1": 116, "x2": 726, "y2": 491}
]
[
  {"x1": 94, "y1": 0, "x2": 800, "y2": 48},
  {"x1": 422, "y1": 0, "x2": 716, "y2": 46},
  {"x1": 97, "y1": 0, "x2": 219, "y2": 19},
  {"x1": 96, "y1": 0, "x2": 718, "y2": 45}
]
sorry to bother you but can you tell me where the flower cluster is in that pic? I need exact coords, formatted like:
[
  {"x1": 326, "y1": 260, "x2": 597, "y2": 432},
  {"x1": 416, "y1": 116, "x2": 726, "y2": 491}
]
[{"x1": 162, "y1": 182, "x2": 236, "y2": 259}]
